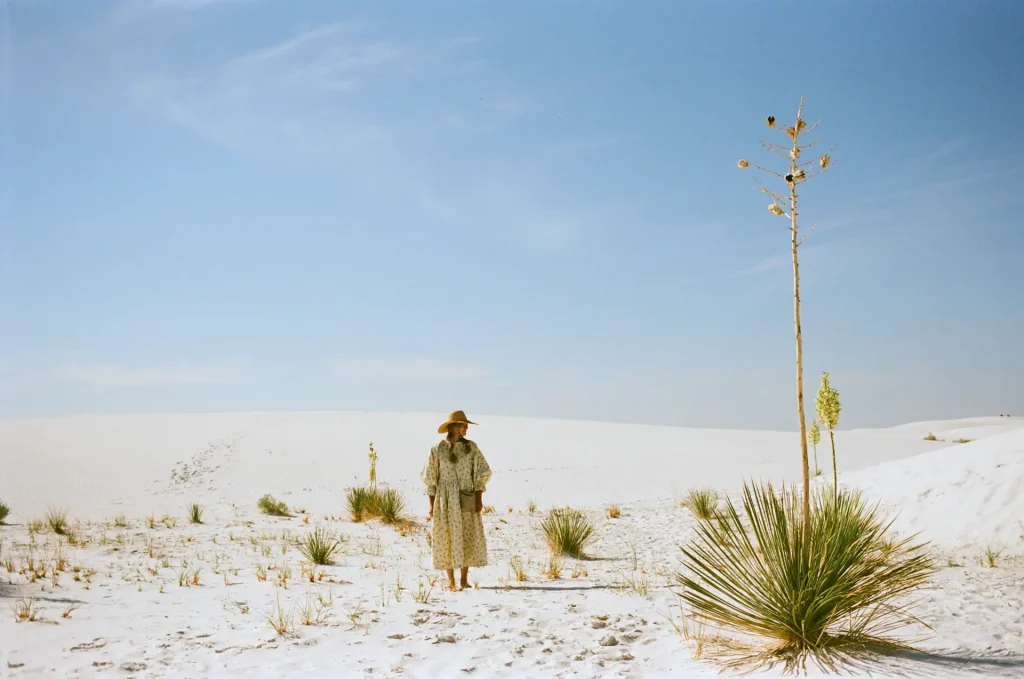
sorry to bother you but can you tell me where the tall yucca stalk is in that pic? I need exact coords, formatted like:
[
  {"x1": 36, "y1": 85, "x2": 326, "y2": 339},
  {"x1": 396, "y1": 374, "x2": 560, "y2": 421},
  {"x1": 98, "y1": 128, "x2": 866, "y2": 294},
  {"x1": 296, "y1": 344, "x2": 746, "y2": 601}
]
[
  {"x1": 815, "y1": 372, "x2": 842, "y2": 501},
  {"x1": 738, "y1": 98, "x2": 833, "y2": 528},
  {"x1": 809, "y1": 420, "x2": 821, "y2": 476}
]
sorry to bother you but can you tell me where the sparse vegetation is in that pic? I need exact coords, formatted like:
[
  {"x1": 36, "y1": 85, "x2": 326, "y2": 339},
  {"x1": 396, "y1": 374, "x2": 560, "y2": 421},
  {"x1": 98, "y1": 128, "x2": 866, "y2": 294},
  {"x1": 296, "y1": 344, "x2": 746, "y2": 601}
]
[
  {"x1": 510, "y1": 555, "x2": 528, "y2": 582},
  {"x1": 984, "y1": 546, "x2": 1001, "y2": 568},
  {"x1": 188, "y1": 503, "x2": 205, "y2": 524},
  {"x1": 682, "y1": 488, "x2": 720, "y2": 521},
  {"x1": 923, "y1": 433, "x2": 938, "y2": 441},
  {"x1": 542, "y1": 551, "x2": 563, "y2": 579},
  {"x1": 45, "y1": 506, "x2": 69, "y2": 535},
  {"x1": 257, "y1": 494, "x2": 290, "y2": 517},
  {"x1": 676, "y1": 481, "x2": 934, "y2": 673},
  {"x1": 298, "y1": 527, "x2": 342, "y2": 565},
  {"x1": 11, "y1": 597, "x2": 43, "y2": 622},
  {"x1": 527, "y1": 499, "x2": 537, "y2": 514},
  {"x1": 0, "y1": 500, "x2": 10, "y2": 523},
  {"x1": 953, "y1": 438, "x2": 973, "y2": 444},
  {"x1": 540, "y1": 507, "x2": 594, "y2": 558},
  {"x1": 607, "y1": 504, "x2": 621, "y2": 519},
  {"x1": 347, "y1": 485, "x2": 407, "y2": 526},
  {"x1": 266, "y1": 594, "x2": 294, "y2": 636}
]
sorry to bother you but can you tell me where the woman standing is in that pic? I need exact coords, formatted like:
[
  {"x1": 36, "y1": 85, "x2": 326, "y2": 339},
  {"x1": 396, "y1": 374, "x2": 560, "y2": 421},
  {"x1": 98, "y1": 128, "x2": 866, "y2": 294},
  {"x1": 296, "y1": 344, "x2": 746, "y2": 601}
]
[{"x1": 422, "y1": 410, "x2": 492, "y2": 591}]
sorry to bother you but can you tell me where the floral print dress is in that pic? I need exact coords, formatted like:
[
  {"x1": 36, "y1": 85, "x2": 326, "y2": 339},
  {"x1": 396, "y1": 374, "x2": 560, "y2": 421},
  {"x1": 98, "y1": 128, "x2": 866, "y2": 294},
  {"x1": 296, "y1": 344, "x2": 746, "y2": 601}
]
[{"x1": 422, "y1": 438, "x2": 492, "y2": 570}]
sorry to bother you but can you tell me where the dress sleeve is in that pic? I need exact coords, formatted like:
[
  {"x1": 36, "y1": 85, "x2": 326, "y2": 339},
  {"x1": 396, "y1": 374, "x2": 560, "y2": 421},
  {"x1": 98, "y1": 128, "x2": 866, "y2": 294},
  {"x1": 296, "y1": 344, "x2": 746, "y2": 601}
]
[
  {"x1": 472, "y1": 445, "x2": 492, "y2": 492},
  {"x1": 422, "y1": 446, "x2": 439, "y2": 496}
]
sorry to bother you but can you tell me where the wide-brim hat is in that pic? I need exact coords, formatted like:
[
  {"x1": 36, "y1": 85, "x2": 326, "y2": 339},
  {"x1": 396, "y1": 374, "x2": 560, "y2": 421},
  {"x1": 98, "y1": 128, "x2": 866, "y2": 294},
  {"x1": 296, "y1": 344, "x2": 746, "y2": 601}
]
[{"x1": 438, "y1": 410, "x2": 477, "y2": 434}]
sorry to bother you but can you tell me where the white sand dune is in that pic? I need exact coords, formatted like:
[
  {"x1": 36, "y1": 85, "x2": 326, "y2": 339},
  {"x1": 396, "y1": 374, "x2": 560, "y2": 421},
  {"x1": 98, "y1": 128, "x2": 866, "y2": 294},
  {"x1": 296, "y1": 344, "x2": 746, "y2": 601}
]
[{"x1": 1, "y1": 412, "x2": 1022, "y2": 678}]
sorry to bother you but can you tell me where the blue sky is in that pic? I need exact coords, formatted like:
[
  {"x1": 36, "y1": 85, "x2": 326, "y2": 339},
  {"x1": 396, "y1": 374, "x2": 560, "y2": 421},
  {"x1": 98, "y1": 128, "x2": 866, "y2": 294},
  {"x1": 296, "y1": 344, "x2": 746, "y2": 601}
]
[{"x1": 1, "y1": 0, "x2": 1022, "y2": 429}]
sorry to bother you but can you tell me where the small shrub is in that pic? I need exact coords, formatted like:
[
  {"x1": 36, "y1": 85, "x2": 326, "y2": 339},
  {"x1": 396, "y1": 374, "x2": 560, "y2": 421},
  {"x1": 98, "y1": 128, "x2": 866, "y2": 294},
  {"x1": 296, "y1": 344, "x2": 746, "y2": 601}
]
[
  {"x1": 257, "y1": 494, "x2": 290, "y2": 517},
  {"x1": 527, "y1": 499, "x2": 537, "y2": 514},
  {"x1": 346, "y1": 487, "x2": 374, "y2": 522},
  {"x1": 188, "y1": 504, "x2": 204, "y2": 524},
  {"x1": 540, "y1": 507, "x2": 594, "y2": 558},
  {"x1": 113, "y1": 514, "x2": 129, "y2": 528},
  {"x1": 607, "y1": 504, "x2": 621, "y2": 519},
  {"x1": 0, "y1": 500, "x2": 10, "y2": 523},
  {"x1": 376, "y1": 488, "x2": 407, "y2": 526},
  {"x1": 984, "y1": 546, "x2": 1001, "y2": 568},
  {"x1": 45, "y1": 506, "x2": 69, "y2": 535},
  {"x1": 682, "y1": 488, "x2": 719, "y2": 521},
  {"x1": 298, "y1": 528, "x2": 342, "y2": 565},
  {"x1": 923, "y1": 433, "x2": 938, "y2": 441}
]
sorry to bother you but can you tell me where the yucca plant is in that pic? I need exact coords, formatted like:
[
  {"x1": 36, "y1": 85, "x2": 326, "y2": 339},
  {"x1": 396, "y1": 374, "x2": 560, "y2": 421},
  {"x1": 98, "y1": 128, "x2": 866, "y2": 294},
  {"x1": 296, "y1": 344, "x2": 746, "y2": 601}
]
[
  {"x1": 257, "y1": 494, "x2": 290, "y2": 517},
  {"x1": 682, "y1": 488, "x2": 720, "y2": 521},
  {"x1": 298, "y1": 527, "x2": 342, "y2": 565},
  {"x1": 346, "y1": 486, "x2": 375, "y2": 522},
  {"x1": 808, "y1": 421, "x2": 822, "y2": 476},
  {"x1": 375, "y1": 488, "x2": 406, "y2": 526},
  {"x1": 540, "y1": 508, "x2": 594, "y2": 558},
  {"x1": 676, "y1": 481, "x2": 934, "y2": 673},
  {"x1": 188, "y1": 503, "x2": 204, "y2": 524},
  {"x1": 738, "y1": 98, "x2": 833, "y2": 528}
]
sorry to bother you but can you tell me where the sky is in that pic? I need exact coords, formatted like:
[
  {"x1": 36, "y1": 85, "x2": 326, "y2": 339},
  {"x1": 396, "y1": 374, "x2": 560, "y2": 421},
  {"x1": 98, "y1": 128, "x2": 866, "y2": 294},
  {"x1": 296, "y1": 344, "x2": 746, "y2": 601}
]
[{"x1": 1, "y1": 0, "x2": 1022, "y2": 430}]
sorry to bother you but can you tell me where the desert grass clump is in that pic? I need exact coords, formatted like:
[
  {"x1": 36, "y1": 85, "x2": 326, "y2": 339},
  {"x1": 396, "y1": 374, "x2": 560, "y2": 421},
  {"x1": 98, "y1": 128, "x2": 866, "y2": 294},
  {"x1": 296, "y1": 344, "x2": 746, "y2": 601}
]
[
  {"x1": 0, "y1": 500, "x2": 10, "y2": 524},
  {"x1": 45, "y1": 506, "x2": 69, "y2": 535},
  {"x1": 923, "y1": 433, "x2": 938, "y2": 442},
  {"x1": 682, "y1": 488, "x2": 720, "y2": 521},
  {"x1": 188, "y1": 503, "x2": 205, "y2": 524},
  {"x1": 607, "y1": 504, "x2": 622, "y2": 519},
  {"x1": 952, "y1": 438, "x2": 973, "y2": 444},
  {"x1": 984, "y1": 546, "x2": 1001, "y2": 568},
  {"x1": 540, "y1": 507, "x2": 594, "y2": 558},
  {"x1": 11, "y1": 597, "x2": 43, "y2": 622},
  {"x1": 298, "y1": 527, "x2": 342, "y2": 565},
  {"x1": 676, "y1": 481, "x2": 934, "y2": 673},
  {"x1": 376, "y1": 488, "x2": 407, "y2": 525},
  {"x1": 257, "y1": 494, "x2": 290, "y2": 517}
]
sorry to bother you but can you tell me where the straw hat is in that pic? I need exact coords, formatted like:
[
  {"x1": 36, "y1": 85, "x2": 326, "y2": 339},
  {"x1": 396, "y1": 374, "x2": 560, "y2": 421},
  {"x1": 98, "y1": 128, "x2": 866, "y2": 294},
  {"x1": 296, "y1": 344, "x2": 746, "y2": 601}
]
[{"x1": 437, "y1": 410, "x2": 477, "y2": 434}]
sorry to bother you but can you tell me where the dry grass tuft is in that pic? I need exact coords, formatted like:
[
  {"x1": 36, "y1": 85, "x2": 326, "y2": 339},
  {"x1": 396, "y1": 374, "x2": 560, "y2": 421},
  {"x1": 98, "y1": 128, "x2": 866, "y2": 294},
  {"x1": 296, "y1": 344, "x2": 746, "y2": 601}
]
[
  {"x1": 682, "y1": 488, "x2": 720, "y2": 520},
  {"x1": 0, "y1": 500, "x2": 9, "y2": 524},
  {"x1": 607, "y1": 504, "x2": 622, "y2": 519},
  {"x1": 266, "y1": 594, "x2": 294, "y2": 636},
  {"x1": 45, "y1": 506, "x2": 69, "y2": 535},
  {"x1": 188, "y1": 503, "x2": 205, "y2": 524},
  {"x1": 11, "y1": 597, "x2": 43, "y2": 622},
  {"x1": 923, "y1": 433, "x2": 938, "y2": 441}
]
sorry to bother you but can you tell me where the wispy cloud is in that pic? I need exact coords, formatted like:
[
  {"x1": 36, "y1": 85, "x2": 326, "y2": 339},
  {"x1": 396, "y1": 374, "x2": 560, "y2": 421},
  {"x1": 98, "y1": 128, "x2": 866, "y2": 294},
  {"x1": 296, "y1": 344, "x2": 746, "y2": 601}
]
[
  {"x1": 54, "y1": 363, "x2": 235, "y2": 387},
  {"x1": 125, "y1": 19, "x2": 603, "y2": 250},
  {"x1": 328, "y1": 357, "x2": 483, "y2": 382},
  {"x1": 722, "y1": 242, "x2": 839, "y2": 279}
]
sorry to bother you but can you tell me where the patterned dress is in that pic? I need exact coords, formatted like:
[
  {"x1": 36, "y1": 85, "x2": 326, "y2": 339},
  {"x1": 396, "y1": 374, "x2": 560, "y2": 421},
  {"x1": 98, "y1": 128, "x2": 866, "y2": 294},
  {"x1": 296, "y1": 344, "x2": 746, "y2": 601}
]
[{"x1": 421, "y1": 438, "x2": 492, "y2": 570}]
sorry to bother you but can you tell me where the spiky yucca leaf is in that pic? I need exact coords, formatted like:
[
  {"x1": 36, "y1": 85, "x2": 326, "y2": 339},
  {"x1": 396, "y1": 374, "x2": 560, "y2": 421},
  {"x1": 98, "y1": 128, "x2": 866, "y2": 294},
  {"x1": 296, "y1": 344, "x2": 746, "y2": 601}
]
[
  {"x1": 676, "y1": 482, "x2": 934, "y2": 673},
  {"x1": 541, "y1": 508, "x2": 594, "y2": 558},
  {"x1": 347, "y1": 487, "x2": 373, "y2": 522},
  {"x1": 298, "y1": 527, "x2": 342, "y2": 565},
  {"x1": 682, "y1": 488, "x2": 720, "y2": 520}
]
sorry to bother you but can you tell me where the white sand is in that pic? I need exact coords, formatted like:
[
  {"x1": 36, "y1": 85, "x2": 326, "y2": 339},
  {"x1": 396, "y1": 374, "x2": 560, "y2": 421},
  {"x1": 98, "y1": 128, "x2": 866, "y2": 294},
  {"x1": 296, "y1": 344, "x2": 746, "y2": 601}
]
[{"x1": 1, "y1": 412, "x2": 1022, "y2": 677}]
